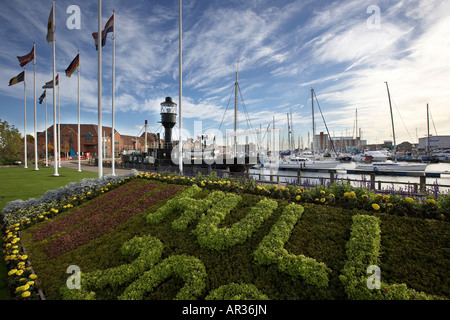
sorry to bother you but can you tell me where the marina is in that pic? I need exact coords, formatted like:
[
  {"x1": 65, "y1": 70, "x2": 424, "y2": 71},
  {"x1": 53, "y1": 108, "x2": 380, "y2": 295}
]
[{"x1": 249, "y1": 162, "x2": 450, "y2": 195}]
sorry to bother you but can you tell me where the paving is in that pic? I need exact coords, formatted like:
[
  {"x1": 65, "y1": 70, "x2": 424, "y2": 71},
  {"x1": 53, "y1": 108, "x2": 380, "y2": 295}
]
[{"x1": 57, "y1": 160, "x2": 134, "y2": 176}]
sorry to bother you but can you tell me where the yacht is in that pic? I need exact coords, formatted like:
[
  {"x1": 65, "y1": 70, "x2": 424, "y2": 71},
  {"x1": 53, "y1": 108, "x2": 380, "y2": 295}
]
[
  {"x1": 355, "y1": 161, "x2": 427, "y2": 172},
  {"x1": 278, "y1": 156, "x2": 340, "y2": 170}
]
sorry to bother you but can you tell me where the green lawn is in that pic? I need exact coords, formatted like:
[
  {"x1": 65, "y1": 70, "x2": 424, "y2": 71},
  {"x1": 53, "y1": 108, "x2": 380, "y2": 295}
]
[{"x1": 0, "y1": 166, "x2": 99, "y2": 300}]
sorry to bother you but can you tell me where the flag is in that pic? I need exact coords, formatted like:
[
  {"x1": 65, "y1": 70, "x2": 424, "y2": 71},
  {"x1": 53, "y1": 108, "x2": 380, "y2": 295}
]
[
  {"x1": 17, "y1": 46, "x2": 35, "y2": 67},
  {"x1": 92, "y1": 13, "x2": 114, "y2": 50},
  {"x1": 65, "y1": 54, "x2": 79, "y2": 77},
  {"x1": 9, "y1": 71, "x2": 25, "y2": 86},
  {"x1": 39, "y1": 90, "x2": 46, "y2": 104},
  {"x1": 46, "y1": 5, "x2": 54, "y2": 44},
  {"x1": 42, "y1": 74, "x2": 59, "y2": 89}
]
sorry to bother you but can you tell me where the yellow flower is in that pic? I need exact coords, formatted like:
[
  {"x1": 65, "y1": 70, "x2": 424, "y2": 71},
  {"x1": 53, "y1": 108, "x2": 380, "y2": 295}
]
[
  {"x1": 315, "y1": 198, "x2": 319, "y2": 202},
  {"x1": 405, "y1": 197, "x2": 414, "y2": 203},
  {"x1": 329, "y1": 193, "x2": 335, "y2": 198},
  {"x1": 21, "y1": 291, "x2": 31, "y2": 298},
  {"x1": 20, "y1": 255, "x2": 28, "y2": 260},
  {"x1": 16, "y1": 270, "x2": 24, "y2": 276},
  {"x1": 29, "y1": 274, "x2": 37, "y2": 280},
  {"x1": 320, "y1": 198, "x2": 326, "y2": 203},
  {"x1": 296, "y1": 189, "x2": 302, "y2": 194},
  {"x1": 426, "y1": 199, "x2": 437, "y2": 205},
  {"x1": 280, "y1": 186, "x2": 286, "y2": 191},
  {"x1": 8, "y1": 269, "x2": 18, "y2": 276},
  {"x1": 320, "y1": 190, "x2": 326, "y2": 194},
  {"x1": 362, "y1": 194, "x2": 368, "y2": 200},
  {"x1": 372, "y1": 203, "x2": 380, "y2": 211},
  {"x1": 295, "y1": 195, "x2": 301, "y2": 201}
]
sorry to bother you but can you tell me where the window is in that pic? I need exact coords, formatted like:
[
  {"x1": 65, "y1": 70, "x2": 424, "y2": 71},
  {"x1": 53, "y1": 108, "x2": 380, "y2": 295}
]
[{"x1": 86, "y1": 133, "x2": 92, "y2": 142}]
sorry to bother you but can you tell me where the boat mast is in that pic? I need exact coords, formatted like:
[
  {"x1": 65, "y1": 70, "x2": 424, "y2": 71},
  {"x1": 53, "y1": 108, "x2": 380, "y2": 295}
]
[
  {"x1": 234, "y1": 56, "x2": 239, "y2": 157},
  {"x1": 385, "y1": 81, "x2": 397, "y2": 161},
  {"x1": 311, "y1": 88, "x2": 315, "y2": 154},
  {"x1": 427, "y1": 103, "x2": 430, "y2": 156}
]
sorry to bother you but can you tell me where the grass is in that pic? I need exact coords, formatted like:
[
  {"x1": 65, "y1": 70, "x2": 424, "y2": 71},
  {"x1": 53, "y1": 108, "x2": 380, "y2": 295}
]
[
  {"x1": 0, "y1": 166, "x2": 99, "y2": 300},
  {"x1": 19, "y1": 181, "x2": 450, "y2": 300}
]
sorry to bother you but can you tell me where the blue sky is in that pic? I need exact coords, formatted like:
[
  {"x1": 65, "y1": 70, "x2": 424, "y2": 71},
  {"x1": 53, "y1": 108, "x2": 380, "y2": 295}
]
[{"x1": 1, "y1": 0, "x2": 450, "y2": 149}]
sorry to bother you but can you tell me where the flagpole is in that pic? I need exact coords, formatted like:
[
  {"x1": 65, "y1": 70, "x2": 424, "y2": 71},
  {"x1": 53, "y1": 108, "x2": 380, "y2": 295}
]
[
  {"x1": 111, "y1": 9, "x2": 115, "y2": 176},
  {"x1": 33, "y1": 42, "x2": 39, "y2": 171},
  {"x1": 98, "y1": 0, "x2": 103, "y2": 178},
  {"x1": 78, "y1": 49, "x2": 81, "y2": 172},
  {"x1": 45, "y1": 93, "x2": 48, "y2": 166},
  {"x1": 52, "y1": 0, "x2": 59, "y2": 176},
  {"x1": 24, "y1": 68, "x2": 28, "y2": 169},
  {"x1": 58, "y1": 71, "x2": 61, "y2": 168},
  {"x1": 178, "y1": 0, "x2": 183, "y2": 174}
]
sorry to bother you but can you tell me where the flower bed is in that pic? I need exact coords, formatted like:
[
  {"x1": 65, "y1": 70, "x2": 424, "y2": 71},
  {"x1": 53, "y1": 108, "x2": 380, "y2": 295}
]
[
  {"x1": 43, "y1": 183, "x2": 181, "y2": 259},
  {"x1": 141, "y1": 171, "x2": 450, "y2": 221},
  {"x1": 253, "y1": 203, "x2": 331, "y2": 288},
  {"x1": 2, "y1": 170, "x2": 449, "y2": 300},
  {"x1": 339, "y1": 214, "x2": 441, "y2": 299},
  {"x1": 32, "y1": 180, "x2": 143, "y2": 242}
]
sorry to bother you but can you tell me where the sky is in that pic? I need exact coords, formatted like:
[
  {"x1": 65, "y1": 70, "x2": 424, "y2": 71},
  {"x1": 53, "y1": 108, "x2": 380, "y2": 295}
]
[{"x1": 1, "y1": 0, "x2": 449, "y2": 150}]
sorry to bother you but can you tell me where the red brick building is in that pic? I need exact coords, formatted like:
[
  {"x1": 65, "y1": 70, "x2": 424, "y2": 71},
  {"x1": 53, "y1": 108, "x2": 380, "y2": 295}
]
[{"x1": 37, "y1": 124, "x2": 160, "y2": 159}]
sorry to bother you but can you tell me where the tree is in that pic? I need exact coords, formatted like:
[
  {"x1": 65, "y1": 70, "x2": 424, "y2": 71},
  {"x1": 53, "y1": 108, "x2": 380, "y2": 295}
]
[{"x1": 0, "y1": 119, "x2": 22, "y2": 165}]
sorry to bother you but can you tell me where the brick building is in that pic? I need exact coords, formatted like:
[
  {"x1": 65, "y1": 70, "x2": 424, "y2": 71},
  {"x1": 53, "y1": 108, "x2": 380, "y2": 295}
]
[{"x1": 36, "y1": 124, "x2": 160, "y2": 159}]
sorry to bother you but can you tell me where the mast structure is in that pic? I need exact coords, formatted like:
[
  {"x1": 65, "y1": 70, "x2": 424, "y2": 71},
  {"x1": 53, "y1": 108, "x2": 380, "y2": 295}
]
[
  {"x1": 234, "y1": 56, "x2": 239, "y2": 157},
  {"x1": 385, "y1": 82, "x2": 397, "y2": 162},
  {"x1": 427, "y1": 103, "x2": 430, "y2": 156},
  {"x1": 311, "y1": 88, "x2": 315, "y2": 154}
]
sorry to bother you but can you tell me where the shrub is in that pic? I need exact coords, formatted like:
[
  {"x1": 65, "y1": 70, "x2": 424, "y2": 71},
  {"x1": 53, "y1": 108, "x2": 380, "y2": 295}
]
[
  {"x1": 253, "y1": 203, "x2": 331, "y2": 288},
  {"x1": 118, "y1": 254, "x2": 207, "y2": 300},
  {"x1": 205, "y1": 283, "x2": 269, "y2": 300},
  {"x1": 60, "y1": 235, "x2": 164, "y2": 300},
  {"x1": 194, "y1": 196, "x2": 278, "y2": 251},
  {"x1": 339, "y1": 214, "x2": 443, "y2": 300}
]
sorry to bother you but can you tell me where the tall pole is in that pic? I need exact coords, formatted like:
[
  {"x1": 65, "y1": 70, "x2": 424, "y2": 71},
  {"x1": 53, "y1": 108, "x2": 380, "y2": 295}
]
[
  {"x1": 234, "y1": 61, "x2": 239, "y2": 157},
  {"x1": 77, "y1": 49, "x2": 81, "y2": 172},
  {"x1": 427, "y1": 103, "x2": 430, "y2": 156},
  {"x1": 57, "y1": 71, "x2": 61, "y2": 168},
  {"x1": 178, "y1": 0, "x2": 183, "y2": 174},
  {"x1": 286, "y1": 113, "x2": 290, "y2": 151},
  {"x1": 97, "y1": 0, "x2": 103, "y2": 178},
  {"x1": 52, "y1": 0, "x2": 58, "y2": 176},
  {"x1": 311, "y1": 88, "x2": 315, "y2": 154},
  {"x1": 290, "y1": 109, "x2": 294, "y2": 150},
  {"x1": 385, "y1": 81, "x2": 396, "y2": 161},
  {"x1": 24, "y1": 69, "x2": 28, "y2": 169},
  {"x1": 33, "y1": 42, "x2": 38, "y2": 170},
  {"x1": 45, "y1": 93, "x2": 48, "y2": 166},
  {"x1": 111, "y1": 10, "x2": 115, "y2": 176}
]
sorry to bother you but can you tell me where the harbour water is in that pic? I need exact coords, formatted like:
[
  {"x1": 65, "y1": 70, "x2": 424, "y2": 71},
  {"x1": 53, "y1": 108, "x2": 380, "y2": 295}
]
[{"x1": 250, "y1": 162, "x2": 450, "y2": 194}]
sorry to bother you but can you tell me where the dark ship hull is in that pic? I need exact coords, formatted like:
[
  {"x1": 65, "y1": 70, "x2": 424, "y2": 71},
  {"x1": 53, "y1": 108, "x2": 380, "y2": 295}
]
[{"x1": 120, "y1": 147, "x2": 258, "y2": 173}]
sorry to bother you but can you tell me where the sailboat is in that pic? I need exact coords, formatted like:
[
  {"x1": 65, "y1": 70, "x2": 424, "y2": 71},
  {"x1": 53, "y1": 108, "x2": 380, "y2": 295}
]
[
  {"x1": 278, "y1": 88, "x2": 340, "y2": 170},
  {"x1": 355, "y1": 82, "x2": 427, "y2": 172}
]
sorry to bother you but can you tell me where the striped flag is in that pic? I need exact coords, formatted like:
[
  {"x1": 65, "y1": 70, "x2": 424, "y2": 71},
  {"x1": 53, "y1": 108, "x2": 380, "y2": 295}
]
[
  {"x1": 17, "y1": 46, "x2": 35, "y2": 67},
  {"x1": 92, "y1": 13, "x2": 114, "y2": 50},
  {"x1": 42, "y1": 74, "x2": 59, "y2": 89},
  {"x1": 39, "y1": 90, "x2": 46, "y2": 104},
  {"x1": 9, "y1": 71, "x2": 25, "y2": 86},
  {"x1": 46, "y1": 5, "x2": 55, "y2": 44},
  {"x1": 65, "y1": 54, "x2": 79, "y2": 77}
]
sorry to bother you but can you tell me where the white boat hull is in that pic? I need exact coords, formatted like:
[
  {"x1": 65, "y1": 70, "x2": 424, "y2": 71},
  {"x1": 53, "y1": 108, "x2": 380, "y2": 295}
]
[{"x1": 355, "y1": 162, "x2": 427, "y2": 172}]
